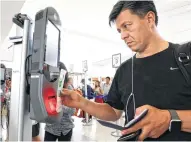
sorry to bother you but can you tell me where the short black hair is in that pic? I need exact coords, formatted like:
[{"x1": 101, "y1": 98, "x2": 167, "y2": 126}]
[
  {"x1": 81, "y1": 79, "x2": 85, "y2": 83},
  {"x1": 109, "y1": 1, "x2": 158, "y2": 26},
  {"x1": 59, "y1": 62, "x2": 67, "y2": 71},
  {"x1": 106, "y1": 77, "x2": 110, "y2": 80},
  {"x1": 0, "y1": 64, "x2": 6, "y2": 85},
  {"x1": 0, "y1": 64, "x2": 6, "y2": 68}
]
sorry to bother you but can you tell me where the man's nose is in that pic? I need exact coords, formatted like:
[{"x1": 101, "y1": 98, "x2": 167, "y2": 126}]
[{"x1": 121, "y1": 31, "x2": 129, "y2": 40}]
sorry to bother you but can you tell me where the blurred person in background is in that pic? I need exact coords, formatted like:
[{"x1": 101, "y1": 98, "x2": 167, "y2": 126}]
[
  {"x1": 81, "y1": 79, "x2": 94, "y2": 122},
  {"x1": 101, "y1": 77, "x2": 111, "y2": 102},
  {"x1": 32, "y1": 121, "x2": 41, "y2": 141},
  {"x1": 67, "y1": 77, "x2": 74, "y2": 90},
  {"x1": 101, "y1": 77, "x2": 111, "y2": 96},
  {"x1": 94, "y1": 80, "x2": 103, "y2": 95},
  {"x1": 94, "y1": 80, "x2": 104, "y2": 103},
  {"x1": 44, "y1": 62, "x2": 75, "y2": 141}
]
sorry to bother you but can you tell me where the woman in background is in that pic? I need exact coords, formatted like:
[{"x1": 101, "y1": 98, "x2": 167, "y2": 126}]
[
  {"x1": 44, "y1": 62, "x2": 75, "y2": 141},
  {"x1": 94, "y1": 81, "x2": 103, "y2": 95},
  {"x1": 94, "y1": 81, "x2": 104, "y2": 103}
]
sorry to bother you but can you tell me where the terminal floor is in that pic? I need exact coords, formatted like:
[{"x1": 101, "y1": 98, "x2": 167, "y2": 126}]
[
  {"x1": 40, "y1": 116, "x2": 125, "y2": 142},
  {"x1": 1, "y1": 115, "x2": 125, "y2": 141}
]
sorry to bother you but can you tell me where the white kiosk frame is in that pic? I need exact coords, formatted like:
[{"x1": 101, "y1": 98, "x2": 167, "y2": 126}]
[{"x1": 8, "y1": 18, "x2": 33, "y2": 141}]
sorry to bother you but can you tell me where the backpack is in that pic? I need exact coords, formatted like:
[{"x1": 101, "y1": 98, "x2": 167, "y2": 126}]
[{"x1": 173, "y1": 42, "x2": 191, "y2": 86}]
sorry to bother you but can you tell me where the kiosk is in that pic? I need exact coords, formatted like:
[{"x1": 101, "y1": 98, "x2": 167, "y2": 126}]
[
  {"x1": 8, "y1": 7, "x2": 64, "y2": 141},
  {"x1": 30, "y1": 7, "x2": 63, "y2": 124}
]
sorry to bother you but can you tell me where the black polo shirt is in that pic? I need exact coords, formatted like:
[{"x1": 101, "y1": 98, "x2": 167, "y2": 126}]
[{"x1": 106, "y1": 43, "x2": 191, "y2": 141}]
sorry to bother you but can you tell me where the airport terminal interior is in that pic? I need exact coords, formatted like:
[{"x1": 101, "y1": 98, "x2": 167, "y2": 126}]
[{"x1": 1, "y1": 0, "x2": 191, "y2": 141}]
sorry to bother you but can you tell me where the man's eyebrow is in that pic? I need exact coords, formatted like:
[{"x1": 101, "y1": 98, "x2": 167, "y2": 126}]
[
  {"x1": 117, "y1": 21, "x2": 132, "y2": 33},
  {"x1": 122, "y1": 21, "x2": 132, "y2": 26}
]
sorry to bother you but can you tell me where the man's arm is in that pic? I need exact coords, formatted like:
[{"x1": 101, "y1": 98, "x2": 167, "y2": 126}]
[
  {"x1": 81, "y1": 97, "x2": 123, "y2": 121},
  {"x1": 61, "y1": 89, "x2": 123, "y2": 121},
  {"x1": 177, "y1": 110, "x2": 191, "y2": 132},
  {"x1": 62, "y1": 68, "x2": 123, "y2": 121}
]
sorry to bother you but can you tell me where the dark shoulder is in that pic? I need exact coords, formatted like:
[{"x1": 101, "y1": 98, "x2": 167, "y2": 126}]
[
  {"x1": 116, "y1": 57, "x2": 132, "y2": 73},
  {"x1": 113, "y1": 57, "x2": 132, "y2": 82}
]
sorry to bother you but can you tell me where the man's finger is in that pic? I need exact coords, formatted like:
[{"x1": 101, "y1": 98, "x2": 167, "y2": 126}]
[
  {"x1": 61, "y1": 89, "x2": 71, "y2": 96},
  {"x1": 138, "y1": 126, "x2": 151, "y2": 141},
  {"x1": 122, "y1": 113, "x2": 150, "y2": 135},
  {"x1": 148, "y1": 130, "x2": 157, "y2": 138},
  {"x1": 122, "y1": 121, "x2": 144, "y2": 135},
  {"x1": 135, "y1": 105, "x2": 150, "y2": 117}
]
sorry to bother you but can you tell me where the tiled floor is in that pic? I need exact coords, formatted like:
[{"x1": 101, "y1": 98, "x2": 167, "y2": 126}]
[
  {"x1": 1, "y1": 115, "x2": 9, "y2": 141},
  {"x1": 1, "y1": 115, "x2": 125, "y2": 141},
  {"x1": 40, "y1": 116, "x2": 125, "y2": 142}
]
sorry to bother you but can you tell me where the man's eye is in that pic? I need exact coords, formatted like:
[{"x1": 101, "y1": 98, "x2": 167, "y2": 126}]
[{"x1": 124, "y1": 24, "x2": 130, "y2": 29}]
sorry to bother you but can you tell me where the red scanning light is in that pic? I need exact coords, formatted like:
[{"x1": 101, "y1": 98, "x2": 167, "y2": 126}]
[{"x1": 43, "y1": 87, "x2": 58, "y2": 116}]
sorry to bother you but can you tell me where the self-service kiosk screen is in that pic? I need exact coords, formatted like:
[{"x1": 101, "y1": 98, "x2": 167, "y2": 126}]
[{"x1": 45, "y1": 20, "x2": 59, "y2": 67}]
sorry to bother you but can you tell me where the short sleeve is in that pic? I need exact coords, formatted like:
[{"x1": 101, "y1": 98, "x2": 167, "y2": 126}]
[
  {"x1": 67, "y1": 84, "x2": 74, "y2": 90},
  {"x1": 63, "y1": 106, "x2": 76, "y2": 116},
  {"x1": 106, "y1": 69, "x2": 124, "y2": 110}
]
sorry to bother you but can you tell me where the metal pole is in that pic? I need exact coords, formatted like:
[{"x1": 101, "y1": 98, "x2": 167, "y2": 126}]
[
  {"x1": 83, "y1": 72, "x2": 92, "y2": 126},
  {"x1": 9, "y1": 19, "x2": 31, "y2": 141},
  {"x1": 17, "y1": 19, "x2": 30, "y2": 141},
  {"x1": 77, "y1": 75, "x2": 78, "y2": 88},
  {"x1": 84, "y1": 72, "x2": 89, "y2": 123},
  {"x1": 111, "y1": 119, "x2": 122, "y2": 137}
]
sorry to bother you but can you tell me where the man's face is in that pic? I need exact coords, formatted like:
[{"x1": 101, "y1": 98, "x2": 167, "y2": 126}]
[
  {"x1": 69, "y1": 78, "x2": 73, "y2": 84},
  {"x1": 95, "y1": 81, "x2": 99, "y2": 86},
  {"x1": 116, "y1": 9, "x2": 154, "y2": 52},
  {"x1": 106, "y1": 78, "x2": 110, "y2": 84}
]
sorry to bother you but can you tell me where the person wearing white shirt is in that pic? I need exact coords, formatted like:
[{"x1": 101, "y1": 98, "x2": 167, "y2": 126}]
[{"x1": 101, "y1": 77, "x2": 111, "y2": 96}]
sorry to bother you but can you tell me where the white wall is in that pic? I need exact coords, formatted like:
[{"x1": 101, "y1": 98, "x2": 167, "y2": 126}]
[
  {"x1": 0, "y1": 0, "x2": 130, "y2": 77},
  {"x1": 60, "y1": 31, "x2": 131, "y2": 76},
  {"x1": 1, "y1": 0, "x2": 191, "y2": 77}
]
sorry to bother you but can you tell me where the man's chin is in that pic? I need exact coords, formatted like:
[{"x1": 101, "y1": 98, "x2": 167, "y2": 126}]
[{"x1": 128, "y1": 45, "x2": 138, "y2": 52}]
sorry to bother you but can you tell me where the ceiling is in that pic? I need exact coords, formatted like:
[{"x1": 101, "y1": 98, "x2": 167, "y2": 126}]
[
  {"x1": 1, "y1": 0, "x2": 191, "y2": 74},
  {"x1": 32, "y1": 0, "x2": 191, "y2": 44}
]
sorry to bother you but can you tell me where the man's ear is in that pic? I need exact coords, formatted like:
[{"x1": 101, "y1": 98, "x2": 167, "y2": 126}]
[{"x1": 146, "y1": 11, "x2": 156, "y2": 28}]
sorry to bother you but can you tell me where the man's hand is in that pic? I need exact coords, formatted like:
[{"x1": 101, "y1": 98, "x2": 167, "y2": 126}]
[
  {"x1": 122, "y1": 105, "x2": 171, "y2": 141},
  {"x1": 61, "y1": 89, "x2": 121, "y2": 121},
  {"x1": 61, "y1": 89, "x2": 85, "y2": 109}
]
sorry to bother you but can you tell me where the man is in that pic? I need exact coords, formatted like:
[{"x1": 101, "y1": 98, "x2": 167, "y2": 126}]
[
  {"x1": 81, "y1": 79, "x2": 94, "y2": 100},
  {"x1": 67, "y1": 77, "x2": 74, "y2": 90},
  {"x1": 61, "y1": 1, "x2": 191, "y2": 141},
  {"x1": 81, "y1": 79, "x2": 94, "y2": 121},
  {"x1": 101, "y1": 77, "x2": 111, "y2": 95}
]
